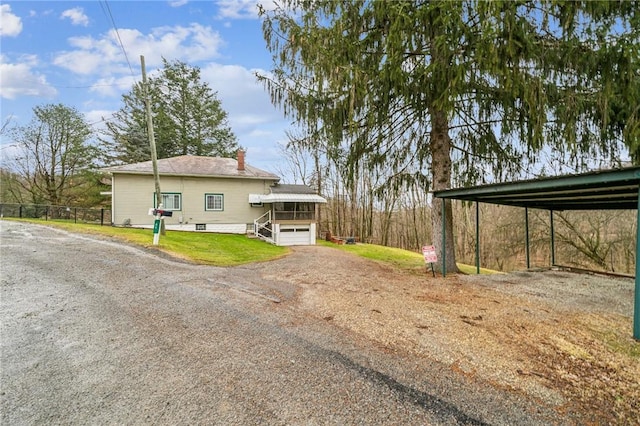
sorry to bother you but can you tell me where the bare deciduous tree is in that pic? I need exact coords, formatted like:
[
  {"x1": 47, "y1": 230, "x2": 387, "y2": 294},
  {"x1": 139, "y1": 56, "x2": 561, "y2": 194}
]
[{"x1": 9, "y1": 104, "x2": 97, "y2": 206}]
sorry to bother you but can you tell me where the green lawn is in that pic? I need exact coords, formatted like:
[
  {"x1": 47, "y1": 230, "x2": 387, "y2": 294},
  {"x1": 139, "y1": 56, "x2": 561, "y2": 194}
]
[
  {"x1": 4, "y1": 218, "x2": 498, "y2": 273},
  {"x1": 3, "y1": 218, "x2": 288, "y2": 266},
  {"x1": 317, "y1": 240, "x2": 499, "y2": 275}
]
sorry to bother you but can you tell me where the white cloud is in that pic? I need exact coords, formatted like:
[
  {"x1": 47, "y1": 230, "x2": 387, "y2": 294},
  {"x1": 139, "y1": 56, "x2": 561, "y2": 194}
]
[
  {"x1": 0, "y1": 55, "x2": 57, "y2": 100},
  {"x1": 247, "y1": 128, "x2": 275, "y2": 138},
  {"x1": 61, "y1": 7, "x2": 89, "y2": 27},
  {"x1": 198, "y1": 61, "x2": 289, "y2": 173},
  {"x1": 169, "y1": 0, "x2": 189, "y2": 7},
  {"x1": 0, "y1": 4, "x2": 23, "y2": 37},
  {"x1": 0, "y1": 143, "x2": 23, "y2": 167},
  {"x1": 53, "y1": 24, "x2": 223, "y2": 76},
  {"x1": 200, "y1": 63, "x2": 281, "y2": 129},
  {"x1": 83, "y1": 109, "x2": 114, "y2": 132},
  {"x1": 89, "y1": 75, "x2": 139, "y2": 97},
  {"x1": 54, "y1": 50, "x2": 113, "y2": 76},
  {"x1": 216, "y1": 0, "x2": 277, "y2": 19}
]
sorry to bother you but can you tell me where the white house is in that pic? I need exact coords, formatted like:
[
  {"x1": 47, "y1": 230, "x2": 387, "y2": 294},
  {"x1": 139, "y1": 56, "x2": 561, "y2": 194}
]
[{"x1": 101, "y1": 151, "x2": 326, "y2": 246}]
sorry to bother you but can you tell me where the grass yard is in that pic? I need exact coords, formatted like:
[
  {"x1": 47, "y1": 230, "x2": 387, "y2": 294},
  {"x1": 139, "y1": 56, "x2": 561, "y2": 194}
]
[
  {"x1": 3, "y1": 218, "x2": 497, "y2": 273},
  {"x1": 3, "y1": 219, "x2": 288, "y2": 266},
  {"x1": 317, "y1": 240, "x2": 498, "y2": 274}
]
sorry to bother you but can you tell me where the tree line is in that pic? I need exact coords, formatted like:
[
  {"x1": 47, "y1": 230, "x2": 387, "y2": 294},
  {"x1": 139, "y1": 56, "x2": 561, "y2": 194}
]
[{"x1": 1, "y1": 59, "x2": 239, "y2": 207}]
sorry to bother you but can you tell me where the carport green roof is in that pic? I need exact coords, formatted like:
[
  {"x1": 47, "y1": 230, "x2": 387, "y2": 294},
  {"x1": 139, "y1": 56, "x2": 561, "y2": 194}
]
[{"x1": 433, "y1": 166, "x2": 640, "y2": 211}]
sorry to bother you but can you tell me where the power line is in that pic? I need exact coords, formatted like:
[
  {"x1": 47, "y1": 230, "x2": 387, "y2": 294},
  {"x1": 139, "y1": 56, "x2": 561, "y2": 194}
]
[
  {"x1": 49, "y1": 83, "x2": 129, "y2": 89},
  {"x1": 99, "y1": 0, "x2": 135, "y2": 78}
]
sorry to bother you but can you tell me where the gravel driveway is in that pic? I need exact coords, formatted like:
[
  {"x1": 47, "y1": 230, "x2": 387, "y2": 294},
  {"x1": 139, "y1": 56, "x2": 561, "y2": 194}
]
[{"x1": 1, "y1": 221, "x2": 633, "y2": 424}]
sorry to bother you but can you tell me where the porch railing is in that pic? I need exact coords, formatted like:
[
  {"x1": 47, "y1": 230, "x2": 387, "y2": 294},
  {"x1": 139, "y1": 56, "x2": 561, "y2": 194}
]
[{"x1": 254, "y1": 210, "x2": 274, "y2": 244}]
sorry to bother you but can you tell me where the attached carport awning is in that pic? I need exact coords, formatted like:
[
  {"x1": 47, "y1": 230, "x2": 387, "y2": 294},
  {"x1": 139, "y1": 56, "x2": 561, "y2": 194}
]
[
  {"x1": 248, "y1": 193, "x2": 327, "y2": 204},
  {"x1": 433, "y1": 166, "x2": 640, "y2": 340}
]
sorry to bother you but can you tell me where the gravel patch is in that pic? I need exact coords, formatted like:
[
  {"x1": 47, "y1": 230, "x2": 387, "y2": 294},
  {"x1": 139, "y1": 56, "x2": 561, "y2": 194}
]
[{"x1": 246, "y1": 245, "x2": 639, "y2": 424}]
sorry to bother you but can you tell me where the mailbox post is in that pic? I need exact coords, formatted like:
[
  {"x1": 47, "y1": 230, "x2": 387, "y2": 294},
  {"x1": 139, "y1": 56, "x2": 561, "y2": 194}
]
[{"x1": 149, "y1": 205, "x2": 172, "y2": 245}]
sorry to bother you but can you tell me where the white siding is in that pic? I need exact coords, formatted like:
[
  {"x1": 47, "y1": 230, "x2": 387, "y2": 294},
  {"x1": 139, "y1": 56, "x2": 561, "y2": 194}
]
[
  {"x1": 111, "y1": 174, "x2": 273, "y2": 228},
  {"x1": 129, "y1": 223, "x2": 248, "y2": 234}
]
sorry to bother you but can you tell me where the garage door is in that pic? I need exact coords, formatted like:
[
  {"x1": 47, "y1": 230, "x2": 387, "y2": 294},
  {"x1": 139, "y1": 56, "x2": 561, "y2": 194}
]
[{"x1": 278, "y1": 225, "x2": 311, "y2": 246}]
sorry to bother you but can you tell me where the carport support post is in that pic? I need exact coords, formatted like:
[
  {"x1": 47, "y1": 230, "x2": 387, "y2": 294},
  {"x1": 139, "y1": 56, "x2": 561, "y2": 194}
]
[
  {"x1": 525, "y1": 208, "x2": 530, "y2": 269},
  {"x1": 476, "y1": 201, "x2": 480, "y2": 274},
  {"x1": 634, "y1": 187, "x2": 640, "y2": 340},
  {"x1": 442, "y1": 198, "x2": 446, "y2": 278},
  {"x1": 550, "y1": 210, "x2": 556, "y2": 266}
]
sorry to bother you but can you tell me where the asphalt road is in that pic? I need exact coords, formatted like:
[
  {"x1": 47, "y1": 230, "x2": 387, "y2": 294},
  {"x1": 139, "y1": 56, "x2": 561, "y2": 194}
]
[{"x1": 0, "y1": 221, "x2": 559, "y2": 425}]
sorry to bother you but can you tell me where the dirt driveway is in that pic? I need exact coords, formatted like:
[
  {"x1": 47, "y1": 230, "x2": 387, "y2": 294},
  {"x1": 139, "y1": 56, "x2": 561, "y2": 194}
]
[
  {"x1": 11, "y1": 221, "x2": 585, "y2": 425},
  {"x1": 2, "y1": 221, "x2": 637, "y2": 424},
  {"x1": 239, "y1": 245, "x2": 639, "y2": 424}
]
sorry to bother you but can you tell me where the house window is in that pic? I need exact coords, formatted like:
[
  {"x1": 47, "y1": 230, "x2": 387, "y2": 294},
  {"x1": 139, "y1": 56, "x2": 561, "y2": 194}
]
[
  {"x1": 154, "y1": 193, "x2": 181, "y2": 210},
  {"x1": 205, "y1": 193, "x2": 224, "y2": 211}
]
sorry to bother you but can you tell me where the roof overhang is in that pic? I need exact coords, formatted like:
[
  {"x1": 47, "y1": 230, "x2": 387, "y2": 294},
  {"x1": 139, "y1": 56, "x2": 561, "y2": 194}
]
[
  {"x1": 433, "y1": 167, "x2": 640, "y2": 211},
  {"x1": 104, "y1": 170, "x2": 279, "y2": 181},
  {"x1": 249, "y1": 193, "x2": 327, "y2": 204}
]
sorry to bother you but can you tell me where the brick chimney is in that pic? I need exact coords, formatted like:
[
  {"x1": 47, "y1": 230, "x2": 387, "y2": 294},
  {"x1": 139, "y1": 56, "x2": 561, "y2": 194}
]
[{"x1": 237, "y1": 149, "x2": 245, "y2": 171}]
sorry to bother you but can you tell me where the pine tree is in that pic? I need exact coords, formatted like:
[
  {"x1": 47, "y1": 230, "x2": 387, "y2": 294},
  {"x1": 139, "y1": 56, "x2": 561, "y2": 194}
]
[
  {"x1": 103, "y1": 59, "x2": 239, "y2": 164},
  {"x1": 258, "y1": 0, "x2": 639, "y2": 272}
]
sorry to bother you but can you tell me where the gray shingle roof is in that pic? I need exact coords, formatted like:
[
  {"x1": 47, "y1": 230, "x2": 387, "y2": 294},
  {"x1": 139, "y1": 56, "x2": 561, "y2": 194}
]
[
  {"x1": 270, "y1": 184, "x2": 318, "y2": 194},
  {"x1": 102, "y1": 155, "x2": 280, "y2": 181}
]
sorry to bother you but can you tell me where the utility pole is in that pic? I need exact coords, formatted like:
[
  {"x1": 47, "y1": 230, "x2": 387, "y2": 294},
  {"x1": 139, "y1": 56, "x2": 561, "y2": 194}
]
[{"x1": 141, "y1": 55, "x2": 165, "y2": 242}]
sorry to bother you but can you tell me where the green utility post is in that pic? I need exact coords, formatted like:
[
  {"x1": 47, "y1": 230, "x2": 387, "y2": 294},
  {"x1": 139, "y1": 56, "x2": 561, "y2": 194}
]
[
  {"x1": 525, "y1": 207, "x2": 530, "y2": 269},
  {"x1": 634, "y1": 186, "x2": 640, "y2": 341},
  {"x1": 442, "y1": 199, "x2": 446, "y2": 277},
  {"x1": 550, "y1": 210, "x2": 556, "y2": 266},
  {"x1": 476, "y1": 201, "x2": 480, "y2": 274},
  {"x1": 152, "y1": 209, "x2": 162, "y2": 245}
]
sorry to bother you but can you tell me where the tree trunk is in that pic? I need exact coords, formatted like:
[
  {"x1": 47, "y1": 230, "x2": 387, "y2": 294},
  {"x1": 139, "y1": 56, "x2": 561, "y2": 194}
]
[
  {"x1": 430, "y1": 109, "x2": 458, "y2": 273},
  {"x1": 314, "y1": 149, "x2": 322, "y2": 236}
]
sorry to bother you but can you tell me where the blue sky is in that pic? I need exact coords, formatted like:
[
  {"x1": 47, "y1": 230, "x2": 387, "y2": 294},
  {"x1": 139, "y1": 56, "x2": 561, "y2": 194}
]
[{"x1": 0, "y1": 0, "x2": 295, "y2": 175}]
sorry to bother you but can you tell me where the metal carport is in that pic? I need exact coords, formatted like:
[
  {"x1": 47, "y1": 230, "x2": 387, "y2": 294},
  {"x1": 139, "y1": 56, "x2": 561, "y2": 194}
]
[{"x1": 433, "y1": 166, "x2": 640, "y2": 340}]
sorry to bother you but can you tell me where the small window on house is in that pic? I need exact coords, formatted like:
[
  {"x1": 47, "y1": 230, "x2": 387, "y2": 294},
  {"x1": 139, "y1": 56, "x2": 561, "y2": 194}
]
[
  {"x1": 205, "y1": 194, "x2": 224, "y2": 211},
  {"x1": 154, "y1": 193, "x2": 181, "y2": 210}
]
